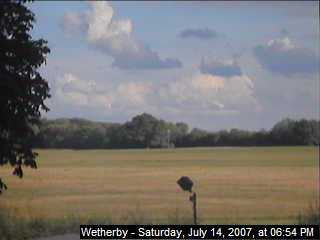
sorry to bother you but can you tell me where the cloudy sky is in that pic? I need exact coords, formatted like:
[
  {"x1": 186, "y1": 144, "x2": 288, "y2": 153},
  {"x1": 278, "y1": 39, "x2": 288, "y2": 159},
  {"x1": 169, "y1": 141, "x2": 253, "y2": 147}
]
[{"x1": 29, "y1": 1, "x2": 319, "y2": 131}]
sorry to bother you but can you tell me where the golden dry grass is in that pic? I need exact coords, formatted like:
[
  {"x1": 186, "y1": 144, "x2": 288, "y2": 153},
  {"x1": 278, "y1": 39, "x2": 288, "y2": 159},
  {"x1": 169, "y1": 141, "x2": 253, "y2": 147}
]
[{"x1": 0, "y1": 147, "x2": 318, "y2": 224}]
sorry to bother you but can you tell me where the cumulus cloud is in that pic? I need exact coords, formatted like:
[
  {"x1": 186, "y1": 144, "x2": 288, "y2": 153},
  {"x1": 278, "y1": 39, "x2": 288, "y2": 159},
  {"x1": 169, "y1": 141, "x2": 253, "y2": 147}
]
[
  {"x1": 254, "y1": 37, "x2": 319, "y2": 76},
  {"x1": 62, "y1": 2, "x2": 181, "y2": 70},
  {"x1": 160, "y1": 73, "x2": 258, "y2": 114},
  {"x1": 200, "y1": 58, "x2": 242, "y2": 77},
  {"x1": 52, "y1": 73, "x2": 153, "y2": 111},
  {"x1": 179, "y1": 27, "x2": 218, "y2": 40},
  {"x1": 53, "y1": 73, "x2": 96, "y2": 107},
  {"x1": 50, "y1": 70, "x2": 259, "y2": 118}
]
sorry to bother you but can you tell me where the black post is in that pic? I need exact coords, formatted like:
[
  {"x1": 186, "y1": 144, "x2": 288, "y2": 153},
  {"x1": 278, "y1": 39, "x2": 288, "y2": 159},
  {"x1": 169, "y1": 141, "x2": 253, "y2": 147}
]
[{"x1": 190, "y1": 192, "x2": 197, "y2": 225}]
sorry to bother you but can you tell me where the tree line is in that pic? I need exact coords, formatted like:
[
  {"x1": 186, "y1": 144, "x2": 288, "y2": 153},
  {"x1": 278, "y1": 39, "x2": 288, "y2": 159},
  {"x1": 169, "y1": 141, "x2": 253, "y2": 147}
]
[{"x1": 29, "y1": 113, "x2": 319, "y2": 149}]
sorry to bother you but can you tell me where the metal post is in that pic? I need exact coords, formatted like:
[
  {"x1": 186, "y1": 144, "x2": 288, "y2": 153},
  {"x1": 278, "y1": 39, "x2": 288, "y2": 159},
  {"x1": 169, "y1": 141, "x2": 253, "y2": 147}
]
[{"x1": 190, "y1": 192, "x2": 197, "y2": 225}]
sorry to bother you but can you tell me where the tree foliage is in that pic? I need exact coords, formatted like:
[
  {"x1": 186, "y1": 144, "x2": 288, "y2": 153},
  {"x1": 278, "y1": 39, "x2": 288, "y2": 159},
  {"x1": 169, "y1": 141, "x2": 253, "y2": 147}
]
[
  {"x1": 0, "y1": 0, "x2": 50, "y2": 193},
  {"x1": 28, "y1": 114, "x2": 319, "y2": 150}
]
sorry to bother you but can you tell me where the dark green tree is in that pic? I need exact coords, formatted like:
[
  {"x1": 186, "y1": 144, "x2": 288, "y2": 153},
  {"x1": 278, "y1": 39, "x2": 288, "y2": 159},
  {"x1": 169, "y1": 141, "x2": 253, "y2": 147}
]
[
  {"x1": 125, "y1": 113, "x2": 159, "y2": 148},
  {"x1": 0, "y1": 0, "x2": 50, "y2": 194},
  {"x1": 270, "y1": 118, "x2": 296, "y2": 145}
]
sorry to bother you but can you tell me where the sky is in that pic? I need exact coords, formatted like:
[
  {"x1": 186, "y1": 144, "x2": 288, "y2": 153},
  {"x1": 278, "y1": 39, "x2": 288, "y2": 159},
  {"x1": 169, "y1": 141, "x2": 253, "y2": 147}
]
[{"x1": 28, "y1": 1, "x2": 319, "y2": 131}]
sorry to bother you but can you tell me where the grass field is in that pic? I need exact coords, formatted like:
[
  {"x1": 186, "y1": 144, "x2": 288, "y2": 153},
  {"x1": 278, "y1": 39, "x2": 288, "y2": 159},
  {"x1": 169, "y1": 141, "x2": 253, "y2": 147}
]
[{"x1": 0, "y1": 146, "x2": 319, "y2": 224}]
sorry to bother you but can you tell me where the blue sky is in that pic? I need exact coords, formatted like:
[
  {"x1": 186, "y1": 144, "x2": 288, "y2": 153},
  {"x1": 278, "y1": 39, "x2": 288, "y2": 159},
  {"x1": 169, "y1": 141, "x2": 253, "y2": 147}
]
[{"x1": 28, "y1": 1, "x2": 319, "y2": 131}]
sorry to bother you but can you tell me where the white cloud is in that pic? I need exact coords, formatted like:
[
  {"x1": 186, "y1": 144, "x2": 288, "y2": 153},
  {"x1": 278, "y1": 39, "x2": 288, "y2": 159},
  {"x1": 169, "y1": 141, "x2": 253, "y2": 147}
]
[
  {"x1": 162, "y1": 73, "x2": 258, "y2": 113},
  {"x1": 49, "y1": 71, "x2": 259, "y2": 119},
  {"x1": 115, "y1": 81, "x2": 151, "y2": 107},
  {"x1": 191, "y1": 74, "x2": 225, "y2": 91},
  {"x1": 62, "y1": 2, "x2": 181, "y2": 69},
  {"x1": 53, "y1": 73, "x2": 92, "y2": 107},
  {"x1": 267, "y1": 37, "x2": 295, "y2": 51},
  {"x1": 87, "y1": 2, "x2": 132, "y2": 42},
  {"x1": 51, "y1": 73, "x2": 152, "y2": 112},
  {"x1": 59, "y1": 73, "x2": 96, "y2": 94}
]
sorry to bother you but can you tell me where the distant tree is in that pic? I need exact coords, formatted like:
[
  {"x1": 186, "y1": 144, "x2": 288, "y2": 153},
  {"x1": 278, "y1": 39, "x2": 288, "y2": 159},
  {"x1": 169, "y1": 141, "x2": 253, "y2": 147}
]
[
  {"x1": 0, "y1": 0, "x2": 50, "y2": 193},
  {"x1": 216, "y1": 130, "x2": 230, "y2": 146},
  {"x1": 270, "y1": 118, "x2": 296, "y2": 145},
  {"x1": 173, "y1": 122, "x2": 189, "y2": 147},
  {"x1": 228, "y1": 129, "x2": 252, "y2": 146},
  {"x1": 184, "y1": 128, "x2": 208, "y2": 146},
  {"x1": 150, "y1": 120, "x2": 168, "y2": 148},
  {"x1": 293, "y1": 119, "x2": 318, "y2": 145},
  {"x1": 28, "y1": 115, "x2": 320, "y2": 150},
  {"x1": 309, "y1": 120, "x2": 320, "y2": 145},
  {"x1": 125, "y1": 113, "x2": 159, "y2": 148},
  {"x1": 252, "y1": 129, "x2": 270, "y2": 146},
  {"x1": 175, "y1": 122, "x2": 188, "y2": 136}
]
